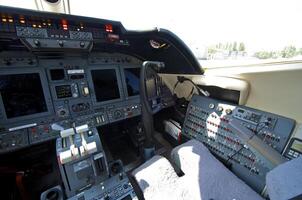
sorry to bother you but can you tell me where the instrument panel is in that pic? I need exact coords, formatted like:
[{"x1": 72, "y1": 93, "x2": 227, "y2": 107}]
[
  {"x1": 182, "y1": 95, "x2": 295, "y2": 193},
  {"x1": 0, "y1": 52, "x2": 174, "y2": 153}
]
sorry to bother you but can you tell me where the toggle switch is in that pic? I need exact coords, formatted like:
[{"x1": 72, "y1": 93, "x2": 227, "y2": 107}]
[{"x1": 82, "y1": 86, "x2": 90, "y2": 96}]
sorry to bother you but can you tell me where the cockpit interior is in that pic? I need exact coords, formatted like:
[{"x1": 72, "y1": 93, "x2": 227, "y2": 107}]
[{"x1": 0, "y1": 2, "x2": 302, "y2": 200}]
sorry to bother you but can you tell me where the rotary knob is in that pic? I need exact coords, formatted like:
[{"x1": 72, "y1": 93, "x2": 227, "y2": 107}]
[
  {"x1": 58, "y1": 40, "x2": 64, "y2": 47},
  {"x1": 209, "y1": 103, "x2": 215, "y2": 109},
  {"x1": 80, "y1": 41, "x2": 85, "y2": 48},
  {"x1": 57, "y1": 108, "x2": 68, "y2": 117},
  {"x1": 217, "y1": 106, "x2": 223, "y2": 112},
  {"x1": 113, "y1": 110, "x2": 122, "y2": 119},
  {"x1": 34, "y1": 39, "x2": 40, "y2": 46},
  {"x1": 226, "y1": 109, "x2": 232, "y2": 115}
]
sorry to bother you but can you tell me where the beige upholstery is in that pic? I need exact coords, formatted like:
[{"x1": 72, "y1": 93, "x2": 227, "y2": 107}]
[
  {"x1": 171, "y1": 139, "x2": 263, "y2": 200},
  {"x1": 132, "y1": 155, "x2": 194, "y2": 200},
  {"x1": 266, "y1": 156, "x2": 302, "y2": 200},
  {"x1": 133, "y1": 139, "x2": 263, "y2": 200}
]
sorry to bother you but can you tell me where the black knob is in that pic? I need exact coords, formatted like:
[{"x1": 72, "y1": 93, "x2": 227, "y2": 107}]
[
  {"x1": 59, "y1": 110, "x2": 66, "y2": 116},
  {"x1": 123, "y1": 183, "x2": 128, "y2": 189},
  {"x1": 58, "y1": 40, "x2": 64, "y2": 47},
  {"x1": 104, "y1": 194, "x2": 110, "y2": 200},
  {"x1": 34, "y1": 39, "x2": 40, "y2": 46},
  {"x1": 113, "y1": 110, "x2": 122, "y2": 119},
  {"x1": 119, "y1": 173, "x2": 123, "y2": 180},
  {"x1": 80, "y1": 41, "x2": 85, "y2": 47},
  {"x1": 28, "y1": 59, "x2": 34, "y2": 65}
]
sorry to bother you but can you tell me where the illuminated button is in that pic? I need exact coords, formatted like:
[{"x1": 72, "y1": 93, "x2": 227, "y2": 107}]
[{"x1": 83, "y1": 87, "x2": 89, "y2": 95}]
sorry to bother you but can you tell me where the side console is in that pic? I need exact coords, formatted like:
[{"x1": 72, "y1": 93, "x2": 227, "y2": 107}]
[{"x1": 182, "y1": 95, "x2": 295, "y2": 193}]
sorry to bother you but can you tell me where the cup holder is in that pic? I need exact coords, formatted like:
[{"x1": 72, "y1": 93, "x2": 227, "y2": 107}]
[{"x1": 40, "y1": 185, "x2": 63, "y2": 200}]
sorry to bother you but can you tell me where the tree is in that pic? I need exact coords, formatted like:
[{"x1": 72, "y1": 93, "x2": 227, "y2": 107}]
[
  {"x1": 239, "y1": 42, "x2": 245, "y2": 51},
  {"x1": 281, "y1": 46, "x2": 297, "y2": 58},
  {"x1": 254, "y1": 51, "x2": 272, "y2": 59},
  {"x1": 232, "y1": 42, "x2": 237, "y2": 51},
  {"x1": 218, "y1": 43, "x2": 222, "y2": 49},
  {"x1": 207, "y1": 46, "x2": 217, "y2": 54},
  {"x1": 228, "y1": 43, "x2": 233, "y2": 51}
]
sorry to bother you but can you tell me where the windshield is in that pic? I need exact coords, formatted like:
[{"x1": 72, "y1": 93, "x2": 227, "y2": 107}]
[{"x1": 1, "y1": 0, "x2": 302, "y2": 67}]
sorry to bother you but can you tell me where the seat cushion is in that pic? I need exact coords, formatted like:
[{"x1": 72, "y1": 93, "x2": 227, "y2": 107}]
[
  {"x1": 266, "y1": 156, "x2": 302, "y2": 200},
  {"x1": 132, "y1": 155, "x2": 194, "y2": 200},
  {"x1": 171, "y1": 139, "x2": 263, "y2": 200}
]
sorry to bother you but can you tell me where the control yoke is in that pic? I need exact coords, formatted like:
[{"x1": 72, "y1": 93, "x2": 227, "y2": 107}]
[{"x1": 140, "y1": 61, "x2": 165, "y2": 160}]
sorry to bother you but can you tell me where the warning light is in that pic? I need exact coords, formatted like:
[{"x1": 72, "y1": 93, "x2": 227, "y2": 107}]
[
  {"x1": 105, "y1": 24, "x2": 113, "y2": 33},
  {"x1": 63, "y1": 24, "x2": 68, "y2": 30},
  {"x1": 62, "y1": 19, "x2": 68, "y2": 30}
]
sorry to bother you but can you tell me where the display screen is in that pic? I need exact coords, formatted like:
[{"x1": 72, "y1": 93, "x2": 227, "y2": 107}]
[
  {"x1": 292, "y1": 140, "x2": 302, "y2": 152},
  {"x1": 55, "y1": 85, "x2": 72, "y2": 99},
  {"x1": 124, "y1": 68, "x2": 140, "y2": 96},
  {"x1": 0, "y1": 73, "x2": 48, "y2": 119},
  {"x1": 50, "y1": 69, "x2": 65, "y2": 80},
  {"x1": 91, "y1": 69, "x2": 120, "y2": 102}
]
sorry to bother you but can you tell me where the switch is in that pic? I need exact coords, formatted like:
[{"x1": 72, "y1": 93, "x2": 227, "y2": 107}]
[
  {"x1": 82, "y1": 86, "x2": 89, "y2": 96},
  {"x1": 34, "y1": 39, "x2": 40, "y2": 46},
  {"x1": 119, "y1": 173, "x2": 123, "y2": 180},
  {"x1": 58, "y1": 40, "x2": 64, "y2": 47},
  {"x1": 80, "y1": 41, "x2": 85, "y2": 48}
]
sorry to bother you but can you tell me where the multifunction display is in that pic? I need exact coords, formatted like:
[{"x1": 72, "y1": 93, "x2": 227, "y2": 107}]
[
  {"x1": 91, "y1": 69, "x2": 120, "y2": 102},
  {"x1": 0, "y1": 73, "x2": 48, "y2": 119},
  {"x1": 124, "y1": 68, "x2": 140, "y2": 97}
]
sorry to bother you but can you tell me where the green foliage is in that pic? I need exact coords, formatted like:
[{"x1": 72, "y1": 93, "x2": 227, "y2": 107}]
[
  {"x1": 254, "y1": 45, "x2": 300, "y2": 59},
  {"x1": 281, "y1": 46, "x2": 297, "y2": 58},
  {"x1": 239, "y1": 42, "x2": 245, "y2": 51},
  {"x1": 232, "y1": 42, "x2": 237, "y2": 51},
  {"x1": 254, "y1": 51, "x2": 274, "y2": 59},
  {"x1": 207, "y1": 46, "x2": 217, "y2": 54}
]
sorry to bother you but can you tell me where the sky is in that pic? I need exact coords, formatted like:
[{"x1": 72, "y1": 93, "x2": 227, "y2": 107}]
[{"x1": 1, "y1": 0, "x2": 302, "y2": 53}]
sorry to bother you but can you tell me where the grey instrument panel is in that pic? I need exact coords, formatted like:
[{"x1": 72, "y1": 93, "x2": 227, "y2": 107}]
[{"x1": 182, "y1": 95, "x2": 295, "y2": 193}]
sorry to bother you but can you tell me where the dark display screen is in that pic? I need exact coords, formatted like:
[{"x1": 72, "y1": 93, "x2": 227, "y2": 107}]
[
  {"x1": 55, "y1": 85, "x2": 72, "y2": 99},
  {"x1": 0, "y1": 73, "x2": 48, "y2": 119},
  {"x1": 91, "y1": 69, "x2": 120, "y2": 102},
  {"x1": 124, "y1": 68, "x2": 140, "y2": 96},
  {"x1": 50, "y1": 69, "x2": 65, "y2": 80}
]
